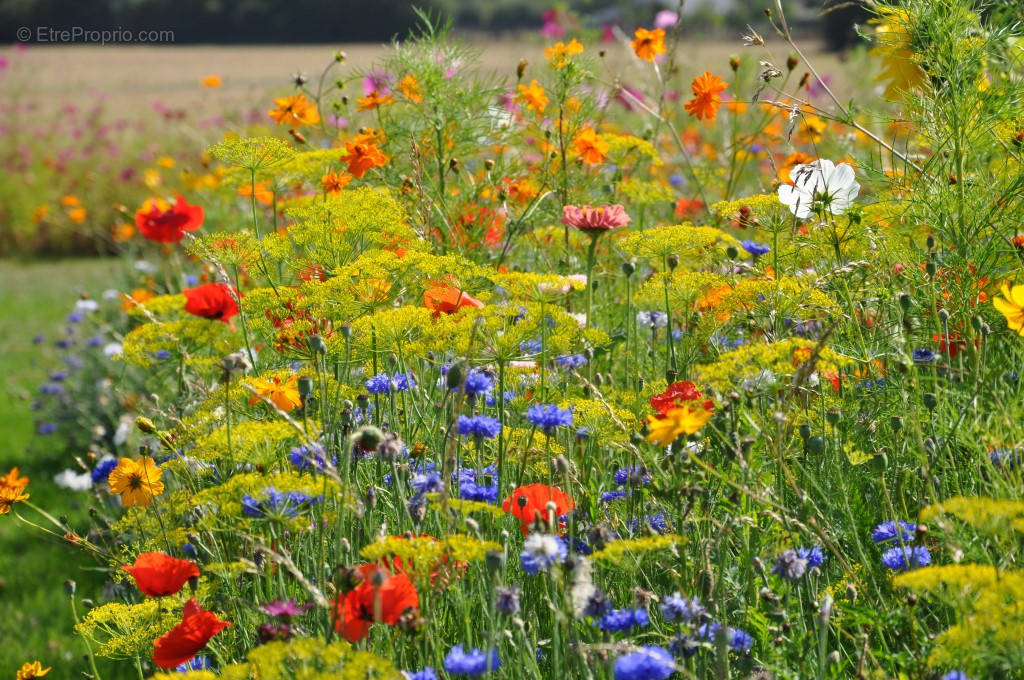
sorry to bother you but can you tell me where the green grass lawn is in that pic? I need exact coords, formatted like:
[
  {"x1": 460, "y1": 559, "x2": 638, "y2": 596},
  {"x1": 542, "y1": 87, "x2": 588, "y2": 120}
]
[{"x1": 0, "y1": 258, "x2": 132, "y2": 677}]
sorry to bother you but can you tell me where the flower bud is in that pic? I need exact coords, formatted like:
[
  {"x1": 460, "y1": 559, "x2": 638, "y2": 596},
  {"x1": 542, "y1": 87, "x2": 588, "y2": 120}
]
[
  {"x1": 136, "y1": 416, "x2": 156, "y2": 433},
  {"x1": 517, "y1": 59, "x2": 527, "y2": 80},
  {"x1": 729, "y1": 54, "x2": 740, "y2": 71}
]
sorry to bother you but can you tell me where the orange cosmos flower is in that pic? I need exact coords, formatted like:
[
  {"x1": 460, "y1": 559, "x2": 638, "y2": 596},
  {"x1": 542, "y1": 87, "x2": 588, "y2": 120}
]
[
  {"x1": 399, "y1": 74, "x2": 423, "y2": 103},
  {"x1": 423, "y1": 286, "x2": 484, "y2": 315},
  {"x1": 247, "y1": 375, "x2": 303, "y2": 412},
  {"x1": 200, "y1": 74, "x2": 222, "y2": 88},
  {"x1": 121, "y1": 288, "x2": 155, "y2": 310},
  {"x1": 321, "y1": 172, "x2": 352, "y2": 194},
  {"x1": 340, "y1": 130, "x2": 388, "y2": 179},
  {"x1": 573, "y1": 127, "x2": 608, "y2": 164},
  {"x1": 631, "y1": 28, "x2": 666, "y2": 62},
  {"x1": 15, "y1": 661, "x2": 50, "y2": 679},
  {"x1": 237, "y1": 182, "x2": 274, "y2": 206},
  {"x1": 545, "y1": 38, "x2": 584, "y2": 67},
  {"x1": 267, "y1": 93, "x2": 320, "y2": 126},
  {"x1": 60, "y1": 194, "x2": 80, "y2": 207},
  {"x1": 516, "y1": 79, "x2": 549, "y2": 114},
  {"x1": 1, "y1": 467, "x2": 29, "y2": 492},
  {"x1": 356, "y1": 90, "x2": 395, "y2": 111},
  {"x1": 108, "y1": 456, "x2": 164, "y2": 507},
  {"x1": 779, "y1": 152, "x2": 815, "y2": 183},
  {"x1": 684, "y1": 71, "x2": 729, "y2": 121}
]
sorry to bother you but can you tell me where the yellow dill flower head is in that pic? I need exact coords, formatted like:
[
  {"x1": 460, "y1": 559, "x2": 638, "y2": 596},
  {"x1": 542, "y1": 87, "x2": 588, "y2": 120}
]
[
  {"x1": 617, "y1": 178, "x2": 674, "y2": 205},
  {"x1": 191, "y1": 421, "x2": 307, "y2": 466},
  {"x1": 207, "y1": 135, "x2": 296, "y2": 172},
  {"x1": 620, "y1": 223, "x2": 739, "y2": 266},
  {"x1": 921, "y1": 496, "x2": 1024, "y2": 534},
  {"x1": 123, "y1": 293, "x2": 186, "y2": 320},
  {"x1": 590, "y1": 534, "x2": 683, "y2": 564},
  {"x1": 601, "y1": 133, "x2": 663, "y2": 167},
  {"x1": 187, "y1": 231, "x2": 264, "y2": 269},
  {"x1": 489, "y1": 271, "x2": 586, "y2": 302},
  {"x1": 694, "y1": 338, "x2": 853, "y2": 394},
  {"x1": 646, "y1": 405, "x2": 713, "y2": 446},
  {"x1": 120, "y1": 319, "x2": 237, "y2": 369},
  {"x1": 75, "y1": 600, "x2": 179, "y2": 659}
]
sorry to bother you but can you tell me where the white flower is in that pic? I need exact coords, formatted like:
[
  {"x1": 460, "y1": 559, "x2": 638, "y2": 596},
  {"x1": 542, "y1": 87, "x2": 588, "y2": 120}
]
[
  {"x1": 103, "y1": 342, "x2": 123, "y2": 359},
  {"x1": 636, "y1": 310, "x2": 668, "y2": 329},
  {"x1": 74, "y1": 299, "x2": 100, "y2": 313},
  {"x1": 102, "y1": 288, "x2": 121, "y2": 301},
  {"x1": 777, "y1": 159, "x2": 859, "y2": 219},
  {"x1": 524, "y1": 533, "x2": 562, "y2": 558},
  {"x1": 134, "y1": 260, "x2": 157, "y2": 274},
  {"x1": 54, "y1": 469, "x2": 92, "y2": 491}
]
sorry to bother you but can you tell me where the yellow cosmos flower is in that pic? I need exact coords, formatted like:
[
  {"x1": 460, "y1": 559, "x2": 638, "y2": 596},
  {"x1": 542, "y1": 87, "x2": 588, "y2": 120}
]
[
  {"x1": 108, "y1": 456, "x2": 165, "y2": 508},
  {"x1": 646, "y1": 405, "x2": 713, "y2": 446},
  {"x1": 993, "y1": 283, "x2": 1024, "y2": 335},
  {"x1": 247, "y1": 375, "x2": 303, "y2": 412},
  {"x1": 16, "y1": 661, "x2": 51, "y2": 679},
  {"x1": 0, "y1": 485, "x2": 30, "y2": 515}
]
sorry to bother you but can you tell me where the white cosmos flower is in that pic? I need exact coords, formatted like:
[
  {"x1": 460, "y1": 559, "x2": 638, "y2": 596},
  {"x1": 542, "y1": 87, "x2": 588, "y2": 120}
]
[
  {"x1": 54, "y1": 469, "x2": 92, "y2": 491},
  {"x1": 777, "y1": 159, "x2": 859, "y2": 219}
]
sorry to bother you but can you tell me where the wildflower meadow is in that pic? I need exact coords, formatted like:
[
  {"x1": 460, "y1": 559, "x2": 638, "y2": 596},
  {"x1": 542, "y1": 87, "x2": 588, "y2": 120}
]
[{"x1": 4, "y1": 1, "x2": 1024, "y2": 678}]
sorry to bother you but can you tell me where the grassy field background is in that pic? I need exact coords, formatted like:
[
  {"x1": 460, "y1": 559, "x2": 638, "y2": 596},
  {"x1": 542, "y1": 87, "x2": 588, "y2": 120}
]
[{"x1": 0, "y1": 38, "x2": 851, "y2": 675}]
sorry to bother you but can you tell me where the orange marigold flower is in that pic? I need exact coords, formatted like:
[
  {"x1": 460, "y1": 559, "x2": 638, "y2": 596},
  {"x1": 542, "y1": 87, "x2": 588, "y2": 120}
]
[
  {"x1": 572, "y1": 127, "x2": 608, "y2": 165},
  {"x1": 247, "y1": 375, "x2": 303, "y2": 412},
  {"x1": 108, "y1": 456, "x2": 164, "y2": 508},
  {"x1": 321, "y1": 172, "x2": 352, "y2": 194},
  {"x1": 545, "y1": 38, "x2": 584, "y2": 67},
  {"x1": 267, "y1": 93, "x2": 320, "y2": 126},
  {"x1": 516, "y1": 79, "x2": 549, "y2": 114},
  {"x1": 0, "y1": 486, "x2": 30, "y2": 515},
  {"x1": 340, "y1": 130, "x2": 389, "y2": 179},
  {"x1": 356, "y1": 90, "x2": 395, "y2": 111},
  {"x1": 399, "y1": 74, "x2": 423, "y2": 103},
  {"x1": 631, "y1": 28, "x2": 666, "y2": 62},
  {"x1": 1012, "y1": 235, "x2": 1024, "y2": 251},
  {"x1": 1, "y1": 467, "x2": 29, "y2": 491},
  {"x1": 15, "y1": 661, "x2": 51, "y2": 679},
  {"x1": 684, "y1": 71, "x2": 728, "y2": 121}
]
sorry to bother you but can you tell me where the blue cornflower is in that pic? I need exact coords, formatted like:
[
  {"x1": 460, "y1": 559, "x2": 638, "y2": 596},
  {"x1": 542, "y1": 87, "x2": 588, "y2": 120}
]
[
  {"x1": 698, "y1": 622, "x2": 752, "y2": 653},
  {"x1": 669, "y1": 634, "x2": 700, "y2": 658},
  {"x1": 741, "y1": 240, "x2": 771, "y2": 257},
  {"x1": 457, "y1": 414, "x2": 502, "y2": 439},
  {"x1": 599, "y1": 608, "x2": 650, "y2": 632},
  {"x1": 555, "y1": 353, "x2": 587, "y2": 369},
  {"x1": 494, "y1": 585, "x2": 521, "y2": 616},
  {"x1": 630, "y1": 514, "x2": 668, "y2": 534},
  {"x1": 601, "y1": 490, "x2": 627, "y2": 503},
  {"x1": 940, "y1": 672, "x2": 972, "y2": 680},
  {"x1": 365, "y1": 373, "x2": 391, "y2": 394},
  {"x1": 412, "y1": 471, "x2": 444, "y2": 494},
  {"x1": 443, "y1": 646, "x2": 501, "y2": 676},
  {"x1": 519, "y1": 338, "x2": 543, "y2": 355},
  {"x1": 91, "y1": 457, "x2": 118, "y2": 483},
  {"x1": 86, "y1": 335, "x2": 104, "y2": 347},
  {"x1": 871, "y1": 520, "x2": 916, "y2": 544},
  {"x1": 49, "y1": 370, "x2": 68, "y2": 382},
  {"x1": 614, "y1": 466, "x2": 650, "y2": 486},
  {"x1": 242, "y1": 487, "x2": 320, "y2": 519},
  {"x1": 288, "y1": 443, "x2": 334, "y2": 471},
  {"x1": 393, "y1": 372, "x2": 416, "y2": 392},
  {"x1": 771, "y1": 549, "x2": 808, "y2": 580},
  {"x1": 185, "y1": 274, "x2": 199, "y2": 286},
  {"x1": 912, "y1": 348, "x2": 937, "y2": 364},
  {"x1": 55, "y1": 338, "x2": 73, "y2": 349},
  {"x1": 176, "y1": 655, "x2": 212, "y2": 671},
  {"x1": 37, "y1": 422, "x2": 58, "y2": 435},
  {"x1": 660, "y1": 593, "x2": 705, "y2": 623},
  {"x1": 576, "y1": 426, "x2": 591, "y2": 440},
  {"x1": 67, "y1": 311, "x2": 85, "y2": 323},
  {"x1": 405, "y1": 669, "x2": 438, "y2": 680},
  {"x1": 613, "y1": 646, "x2": 675, "y2": 680},
  {"x1": 881, "y1": 545, "x2": 930, "y2": 571},
  {"x1": 458, "y1": 466, "x2": 499, "y2": 502},
  {"x1": 38, "y1": 383, "x2": 62, "y2": 396},
  {"x1": 796, "y1": 545, "x2": 825, "y2": 568},
  {"x1": 152, "y1": 349, "x2": 172, "y2": 360},
  {"x1": 526, "y1": 404, "x2": 573, "y2": 433},
  {"x1": 462, "y1": 368, "x2": 494, "y2": 396},
  {"x1": 520, "y1": 534, "x2": 567, "y2": 574},
  {"x1": 668, "y1": 173, "x2": 684, "y2": 186},
  {"x1": 484, "y1": 390, "x2": 516, "y2": 407}
]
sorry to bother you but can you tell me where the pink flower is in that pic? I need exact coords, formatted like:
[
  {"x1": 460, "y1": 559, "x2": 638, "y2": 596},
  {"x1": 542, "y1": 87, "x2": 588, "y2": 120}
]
[
  {"x1": 654, "y1": 10, "x2": 679, "y2": 30},
  {"x1": 600, "y1": 25, "x2": 616, "y2": 43},
  {"x1": 560, "y1": 204, "x2": 632, "y2": 233}
]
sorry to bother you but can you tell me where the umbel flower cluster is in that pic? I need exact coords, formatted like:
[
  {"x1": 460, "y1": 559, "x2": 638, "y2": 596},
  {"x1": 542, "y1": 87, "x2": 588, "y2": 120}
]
[{"x1": 10, "y1": 2, "x2": 1024, "y2": 678}]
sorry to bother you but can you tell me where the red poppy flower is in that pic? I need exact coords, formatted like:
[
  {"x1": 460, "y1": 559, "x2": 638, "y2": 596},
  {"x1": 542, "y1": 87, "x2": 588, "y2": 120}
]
[
  {"x1": 135, "y1": 196, "x2": 204, "y2": 243},
  {"x1": 122, "y1": 552, "x2": 199, "y2": 597},
  {"x1": 502, "y1": 483, "x2": 575, "y2": 533},
  {"x1": 650, "y1": 381, "x2": 714, "y2": 416},
  {"x1": 183, "y1": 282, "x2": 239, "y2": 323},
  {"x1": 153, "y1": 598, "x2": 231, "y2": 669},
  {"x1": 332, "y1": 563, "x2": 419, "y2": 643},
  {"x1": 423, "y1": 286, "x2": 484, "y2": 315}
]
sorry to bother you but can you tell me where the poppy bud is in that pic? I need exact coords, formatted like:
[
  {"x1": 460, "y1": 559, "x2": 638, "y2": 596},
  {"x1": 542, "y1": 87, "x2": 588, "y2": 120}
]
[
  {"x1": 353, "y1": 425, "x2": 385, "y2": 451},
  {"x1": 726, "y1": 245, "x2": 739, "y2": 259},
  {"x1": 337, "y1": 565, "x2": 364, "y2": 592},
  {"x1": 517, "y1": 59, "x2": 527, "y2": 80},
  {"x1": 667, "y1": 254, "x2": 680, "y2": 270},
  {"x1": 64, "y1": 579, "x2": 76, "y2": 595},
  {"x1": 798, "y1": 424, "x2": 811, "y2": 440},
  {"x1": 622, "y1": 260, "x2": 636, "y2": 277},
  {"x1": 926, "y1": 234, "x2": 936, "y2": 250},
  {"x1": 938, "y1": 309, "x2": 949, "y2": 323},
  {"x1": 340, "y1": 323, "x2": 352, "y2": 340},
  {"x1": 806, "y1": 436, "x2": 825, "y2": 454},
  {"x1": 752, "y1": 556, "x2": 766, "y2": 576},
  {"x1": 446, "y1": 362, "x2": 465, "y2": 391},
  {"x1": 552, "y1": 455, "x2": 570, "y2": 474},
  {"x1": 307, "y1": 334, "x2": 327, "y2": 355},
  {"x1": 971, "y1": 315, "x2": 983, "y2": 331},
  {"x1": 923, "y1": 392, "x2": 938, "y2": 410},
  {"x1": 485, "y1": 549, "x2": 506, "y2": 572},
  {"x1": 899, "y1": 293, "x2": 911, "y2": 311},
  {"x1": 786, "y1": 53, "x2": 799, "y2": 71},
  {"x1": 484, "y1": 159, "x2": 495, "y2": 171},
  {"x1": 925, "y1": 261, "x2": 936, "y2": 277},
  {"x1": 449, "y1": 158, "x2": 460, "y2": 173},
  {"x1": 298, "y1": 376, "x2": 315, "y2": 398}
]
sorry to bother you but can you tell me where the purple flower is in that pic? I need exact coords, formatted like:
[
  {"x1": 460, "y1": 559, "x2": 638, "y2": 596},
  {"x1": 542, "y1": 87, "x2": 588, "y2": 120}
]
[
  {"x1": 660, "y1": 593, "x2": 704, "y2": 622},
  {"x1": 741, "y1": 240, "x2": 771, "y2": 257},
  {"x1": 261, "y1": 599, "x2": 313, "y2": 620}
]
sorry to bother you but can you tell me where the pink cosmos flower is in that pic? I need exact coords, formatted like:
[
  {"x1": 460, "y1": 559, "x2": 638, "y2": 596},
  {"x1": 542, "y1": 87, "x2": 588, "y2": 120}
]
[{"x1": 560, "y1": 204, "x2": 632, "y2": 233}]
